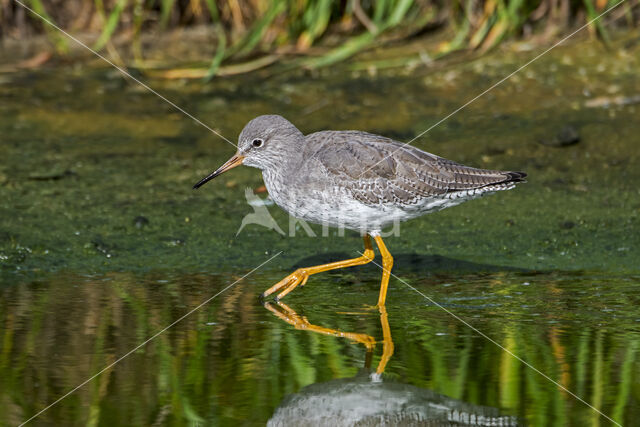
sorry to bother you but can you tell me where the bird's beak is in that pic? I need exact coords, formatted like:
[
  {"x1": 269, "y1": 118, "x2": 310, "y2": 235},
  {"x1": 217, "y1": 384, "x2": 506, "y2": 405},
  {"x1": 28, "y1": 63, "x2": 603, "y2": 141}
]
[{"x1": 193, "y1": 154, "x2": 245, "y2": 189}]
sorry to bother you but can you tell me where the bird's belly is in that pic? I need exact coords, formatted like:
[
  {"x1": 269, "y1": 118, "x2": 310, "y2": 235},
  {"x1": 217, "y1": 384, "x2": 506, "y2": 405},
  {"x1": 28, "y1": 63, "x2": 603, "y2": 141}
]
[
  {"x1": 263, "y1": 172, "x2": 484, "y2": 232},
  {"x1": 290, "y1": 197, "x2": 410, "y2": 231},
  {"x1": 265, "y1": 182, "x2": 418, "y2": 232}
]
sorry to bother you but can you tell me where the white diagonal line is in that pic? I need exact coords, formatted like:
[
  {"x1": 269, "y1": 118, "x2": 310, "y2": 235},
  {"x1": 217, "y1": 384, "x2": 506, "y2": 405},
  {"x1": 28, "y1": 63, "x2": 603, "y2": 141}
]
[
  {"x1": 12, "y1": 0, "x2": 236, "y2": 148},
  {"x1": 19, "y1": 251, "x2": 282, "y2": 426},
  {"x1": 363, "y1": 254, "x2": 621, "y2": 427},
  {"x1": 357, "y1": 0, "x2": 627, "y2": 178}
]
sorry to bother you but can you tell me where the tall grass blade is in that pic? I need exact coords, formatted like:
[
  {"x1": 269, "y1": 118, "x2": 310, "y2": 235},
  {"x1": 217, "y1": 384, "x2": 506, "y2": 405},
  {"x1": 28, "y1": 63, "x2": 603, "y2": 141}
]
[
  {"x1": 583, "y1": 0, "x2": 611, "y2": 45},
  {"x1": 304, "y1": 31, "x2": 375, "y2": 68},
  {"x1": 233, "y1": 0, "x2": 286, "y2": 57},
  {"x1": 93, "y1": 0, "x2": 128, "y2": 51},
  {"x1": 27, "y1": 0, "x2": 68, "y2": 52},
  {"x1": 204, "y1": 25, "x2": 227, "y2": 81},
  {"x1": 161, "y1": 0, "x2": 176, "y2": 28}
]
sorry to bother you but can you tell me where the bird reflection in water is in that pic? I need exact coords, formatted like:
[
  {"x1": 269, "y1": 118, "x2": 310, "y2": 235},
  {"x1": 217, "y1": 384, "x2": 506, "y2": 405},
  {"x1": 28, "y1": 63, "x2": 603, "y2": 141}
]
[{"x1": 264, "y1": 302, "x2": 520, "y2": 427}]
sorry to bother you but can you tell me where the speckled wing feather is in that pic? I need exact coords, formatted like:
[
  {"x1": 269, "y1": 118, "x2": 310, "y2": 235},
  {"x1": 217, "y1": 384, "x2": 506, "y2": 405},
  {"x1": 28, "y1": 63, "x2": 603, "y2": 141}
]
[{"x1": 306, "y1": 131, "x2": 526, "y2": 207}]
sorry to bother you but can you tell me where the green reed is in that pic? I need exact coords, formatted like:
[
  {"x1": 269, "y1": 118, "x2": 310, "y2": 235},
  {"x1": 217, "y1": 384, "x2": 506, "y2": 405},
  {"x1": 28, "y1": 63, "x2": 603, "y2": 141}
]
[{"x1": 0, "y1": 1, "x2": 635, "y2": 75}]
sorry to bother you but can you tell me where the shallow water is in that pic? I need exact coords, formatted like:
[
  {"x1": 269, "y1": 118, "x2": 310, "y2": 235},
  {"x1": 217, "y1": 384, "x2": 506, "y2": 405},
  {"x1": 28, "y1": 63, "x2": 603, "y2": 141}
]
[{"x1": 1, "y1": 37, "x2": 640, "y2": 425}]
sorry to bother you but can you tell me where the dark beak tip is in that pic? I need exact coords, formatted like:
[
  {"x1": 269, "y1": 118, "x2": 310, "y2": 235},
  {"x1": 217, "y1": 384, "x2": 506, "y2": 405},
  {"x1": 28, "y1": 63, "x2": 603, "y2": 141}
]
[
  {"x1": 192, "y1": 154, "x2": 243, "y2": 190},
  {"x1": 192, "y1": 170, "x2": 221, "y2": 190}
]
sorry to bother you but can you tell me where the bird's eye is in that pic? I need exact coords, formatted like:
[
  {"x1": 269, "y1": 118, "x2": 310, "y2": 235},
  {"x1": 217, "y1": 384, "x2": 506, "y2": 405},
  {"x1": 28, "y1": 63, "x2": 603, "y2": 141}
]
[{"x1": 252, "y1": 138, "x2": 264, "y2": 148}]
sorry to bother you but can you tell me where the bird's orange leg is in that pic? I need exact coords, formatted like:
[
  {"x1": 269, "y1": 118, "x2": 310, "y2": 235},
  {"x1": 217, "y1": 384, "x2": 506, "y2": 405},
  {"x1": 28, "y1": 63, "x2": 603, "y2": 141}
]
[
  {"x1": 372, "y1": 235, "x2": 393, "y2": 307},
  {"x1": 263, "y1": 301, "x2": 376, "y2": 349},
  {"x1": 261, "y1": 235, "x2": 375, "y2": 301}
]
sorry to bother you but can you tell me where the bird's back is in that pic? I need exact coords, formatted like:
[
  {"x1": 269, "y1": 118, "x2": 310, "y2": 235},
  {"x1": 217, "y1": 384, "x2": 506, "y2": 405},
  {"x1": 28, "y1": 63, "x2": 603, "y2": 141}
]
[{"x1": 301, "y1": 130, "x2": 526, "y2": 209}]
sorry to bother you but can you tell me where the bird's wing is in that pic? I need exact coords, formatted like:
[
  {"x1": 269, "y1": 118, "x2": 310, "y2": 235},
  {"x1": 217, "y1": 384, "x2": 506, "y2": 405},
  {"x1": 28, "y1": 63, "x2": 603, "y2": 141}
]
[{"x1": 306, "y1": 131, "x2": 525, "y2": 206}]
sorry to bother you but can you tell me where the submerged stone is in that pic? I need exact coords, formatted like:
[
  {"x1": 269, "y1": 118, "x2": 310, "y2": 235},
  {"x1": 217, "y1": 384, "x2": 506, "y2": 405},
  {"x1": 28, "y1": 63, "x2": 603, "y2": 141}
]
[{"x1": 538, "y1": 125, "x2": 580, "y2": 147}]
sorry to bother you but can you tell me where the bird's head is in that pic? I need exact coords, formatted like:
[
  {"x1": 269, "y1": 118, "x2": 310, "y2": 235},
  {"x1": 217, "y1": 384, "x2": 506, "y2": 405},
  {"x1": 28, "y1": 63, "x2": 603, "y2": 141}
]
[{"x1": 193, "y1": 115, "x2": 303, "y2": 189}]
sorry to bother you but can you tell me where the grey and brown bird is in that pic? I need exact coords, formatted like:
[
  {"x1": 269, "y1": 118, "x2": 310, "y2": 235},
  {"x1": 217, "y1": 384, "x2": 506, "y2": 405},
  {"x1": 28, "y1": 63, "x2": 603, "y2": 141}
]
[{"x1": 194, "y1": 115, "x2": 526, "y2": 306}]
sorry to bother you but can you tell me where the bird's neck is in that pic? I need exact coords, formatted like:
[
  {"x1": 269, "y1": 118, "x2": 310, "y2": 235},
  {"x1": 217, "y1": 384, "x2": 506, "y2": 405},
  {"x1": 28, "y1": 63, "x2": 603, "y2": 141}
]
[
  {"x1": 261, "y1": 138, "x2": 306, "y2": 196},
  {"x1": 266, "y1": 137, "x2": 307, "y2": 173}
]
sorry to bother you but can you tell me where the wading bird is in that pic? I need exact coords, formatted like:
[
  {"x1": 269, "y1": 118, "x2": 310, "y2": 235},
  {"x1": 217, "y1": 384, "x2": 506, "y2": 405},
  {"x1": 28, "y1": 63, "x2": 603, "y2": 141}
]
[{"x1": 194, "y1": 115, "x2": 526, "y2": 305}]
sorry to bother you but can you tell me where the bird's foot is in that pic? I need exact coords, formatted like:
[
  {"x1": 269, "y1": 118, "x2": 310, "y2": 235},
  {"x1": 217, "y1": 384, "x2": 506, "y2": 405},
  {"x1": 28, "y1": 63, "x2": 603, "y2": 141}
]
[{"x1": 261, "y1": 269, "x2": 310, "y2": 301}]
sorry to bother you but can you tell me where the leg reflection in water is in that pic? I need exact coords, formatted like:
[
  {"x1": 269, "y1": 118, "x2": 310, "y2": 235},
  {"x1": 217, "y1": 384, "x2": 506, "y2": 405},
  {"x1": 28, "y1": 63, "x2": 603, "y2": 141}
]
[{"x1": 263, "y1": 301, "x2": 393, "y2": 377}]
